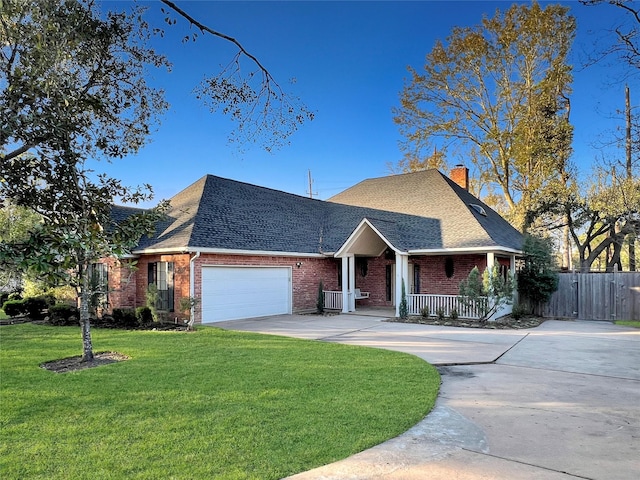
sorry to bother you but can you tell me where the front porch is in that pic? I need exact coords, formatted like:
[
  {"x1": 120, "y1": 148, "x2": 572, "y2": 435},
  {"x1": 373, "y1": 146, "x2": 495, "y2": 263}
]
[
  {"x1": 323, "y1": 291, "x2": 487, "y2": 320},
  {"x1": 326, "y1": 217, "x2": 518, "y2": 320}
]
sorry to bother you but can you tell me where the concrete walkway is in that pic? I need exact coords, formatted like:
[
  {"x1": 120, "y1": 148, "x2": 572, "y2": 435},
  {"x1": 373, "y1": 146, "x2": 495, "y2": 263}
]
[{"x1": 214, "y1": 315, "x2": 640, "y2": 480}]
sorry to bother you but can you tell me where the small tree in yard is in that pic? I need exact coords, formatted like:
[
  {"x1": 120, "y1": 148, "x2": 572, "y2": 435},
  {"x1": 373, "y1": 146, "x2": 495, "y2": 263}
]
[
  {"x1": 399, "y1": 280, "x2": 408, "y2": 320},
  {"x1": 0, "y1": 1, "x2": 169, "y2": 361},
  {"x1": 316, "y1": 281, "x2": 324, "y2": 314},
  {"x1": 459, "y1": 265, "x2": 514, "y2": 322},
  {"x1": 517, "y1": 234, "x2": 559, "y2": 313},
  {"x1": 1, "y1": 1, "x2": 311, "y2": 361}
]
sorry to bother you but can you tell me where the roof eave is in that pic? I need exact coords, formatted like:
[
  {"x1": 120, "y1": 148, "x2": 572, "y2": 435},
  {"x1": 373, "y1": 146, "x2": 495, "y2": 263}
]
[{"x1": 408, "y1": 246, "x2": 522, "y2": 256}]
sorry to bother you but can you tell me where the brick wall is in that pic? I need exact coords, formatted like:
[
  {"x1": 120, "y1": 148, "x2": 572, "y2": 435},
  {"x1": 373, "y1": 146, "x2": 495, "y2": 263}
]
[
  {"x1": 412, "y1": 254, "x2": 487, "y2": 295},
  {"x1": 134, "y1": 253, "x2": 191, "y2": 318}
]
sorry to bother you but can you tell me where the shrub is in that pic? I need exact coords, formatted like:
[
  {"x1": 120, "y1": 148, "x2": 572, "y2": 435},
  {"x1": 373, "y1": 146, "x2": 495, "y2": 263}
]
[
  {"x1": 2, "y1": 299, "x2": 26, "y2": 317},
  {"x1": 420, "y1": 305, "x2": 430, "y2": 318},
  {"x1": 136, "y1": 306, "x2": 154, "y2": 325},
  {"x1": 449, "y1": 308, "x2": 459, "y2": 321},
  {"x1": 436, "y1": 307, "x2": 445, "y2": 321},
  {"x1": 511, "y1": 303, "x2": 529, "y2": 320},
  {"x1": 146, "y1": 284, "x2": 160, "y2": 321},
  {"x1": 399, "y1": 280, "x2": 408, "y2": 320},
  {"x1": 23, "y1": 296, "x2": 50, "y2": 320},
  {"x1": 316, "y1": 281, "x2": 324, "y2": 314},
  {"x1": 49, "y1": 304, "x2": 80, "y2": 326},
  {"x1": 112, "y1": 308, "x2": 138, "y2": 328},
  {"x1": 0, "y1": 292, "x2": 10, "y2": 307},
  {"x1": 517, "y1": 234, "x2": 559, "y2": 310}
]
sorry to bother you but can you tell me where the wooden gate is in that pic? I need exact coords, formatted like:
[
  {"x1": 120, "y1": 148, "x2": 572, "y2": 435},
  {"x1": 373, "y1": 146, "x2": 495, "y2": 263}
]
[{"x1": 543, "y1": 271, "x2": 640, "y2": 321}]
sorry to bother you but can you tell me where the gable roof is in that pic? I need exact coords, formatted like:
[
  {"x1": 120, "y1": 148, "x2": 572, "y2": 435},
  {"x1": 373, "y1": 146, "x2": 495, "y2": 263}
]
[
  {"x1": 328, "y1": 169, "x2": 523, "y2": 252},
  {"x1": 130, "y1": 172, "x2": 522, "y2": 256}
]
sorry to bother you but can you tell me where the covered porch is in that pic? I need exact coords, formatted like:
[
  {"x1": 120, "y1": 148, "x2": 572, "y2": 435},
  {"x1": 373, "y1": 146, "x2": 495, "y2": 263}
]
[{"x1": 325, "y1": 218, "x2": 519, "y2": 320}]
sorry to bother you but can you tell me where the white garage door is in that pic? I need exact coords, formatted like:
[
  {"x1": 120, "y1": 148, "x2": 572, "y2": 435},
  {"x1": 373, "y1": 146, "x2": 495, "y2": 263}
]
[{"x1": 201, "y1": 266, "x2": 292, "y2": 323}]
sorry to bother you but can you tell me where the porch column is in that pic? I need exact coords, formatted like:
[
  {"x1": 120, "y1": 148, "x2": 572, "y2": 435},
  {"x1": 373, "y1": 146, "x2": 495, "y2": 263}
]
[
  {"x1": 341, "y1": 256, "x2": 349, "y2": 313},
  {"x1": 394, "y1": 253, "x2": 409, "y2": 317},
  {"x1": 510, "y1": 254, "x2": 518, "y2": 304},
  {"x1": 348, "y1": 255, "x2": 356, "y2": 312},
  {"x1": 486, "y1": 252, "x2": 495, "y2": 269}
]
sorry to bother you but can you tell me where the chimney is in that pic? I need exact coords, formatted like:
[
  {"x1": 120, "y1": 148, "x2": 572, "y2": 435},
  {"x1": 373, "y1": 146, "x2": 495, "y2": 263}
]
[{"x1": 450, "y1": 164, "x2": 469, "y2": 191}]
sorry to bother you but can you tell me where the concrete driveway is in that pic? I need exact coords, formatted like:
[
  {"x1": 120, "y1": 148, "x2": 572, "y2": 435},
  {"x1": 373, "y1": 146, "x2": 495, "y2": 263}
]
[{"x1": 214, "y1": 315, "x2": 640, "y2": 480}]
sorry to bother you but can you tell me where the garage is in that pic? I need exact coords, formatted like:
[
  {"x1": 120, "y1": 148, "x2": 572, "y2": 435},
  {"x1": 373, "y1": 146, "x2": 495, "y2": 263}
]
[{"x1": 201, "y1": 266, "x2": 292, "y2": 323}]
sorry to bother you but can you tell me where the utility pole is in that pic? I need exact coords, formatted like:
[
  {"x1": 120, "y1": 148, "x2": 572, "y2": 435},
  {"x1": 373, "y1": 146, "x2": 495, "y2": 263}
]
[
  {"x1": 306, "y1": 170, "x2": 317, "y2": 199},
  {"x1": 626, "y1": 85, "x2": 636, "y2": 271}
]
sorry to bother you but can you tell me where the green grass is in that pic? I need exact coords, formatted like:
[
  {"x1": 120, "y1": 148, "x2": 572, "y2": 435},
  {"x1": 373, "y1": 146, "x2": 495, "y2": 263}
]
[
  {"x1": 615, "y1": 320, "x2": 640, "y2": 328},
  {"x1": 0, "y1": 324, "x2": 439, "y2": 480}
]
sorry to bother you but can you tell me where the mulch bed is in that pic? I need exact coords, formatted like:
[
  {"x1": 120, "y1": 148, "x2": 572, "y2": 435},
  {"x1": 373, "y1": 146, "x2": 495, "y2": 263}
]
[
  {"x1": 387, "y1": 315, "x2": 546, "y2": 329},
  {"x1": 41, "y1": 351, "x2": 130, "y2": 373}
]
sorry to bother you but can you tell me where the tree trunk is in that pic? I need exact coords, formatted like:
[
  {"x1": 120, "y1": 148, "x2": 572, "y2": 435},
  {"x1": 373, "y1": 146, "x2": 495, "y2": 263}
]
[{"x1": 79, "y1": 262, "x2": 94, "y2": 362}]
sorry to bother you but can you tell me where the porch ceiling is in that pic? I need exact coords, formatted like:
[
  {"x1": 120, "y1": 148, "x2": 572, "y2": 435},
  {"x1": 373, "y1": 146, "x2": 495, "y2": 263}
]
[{"x1": 340, "y1": 222, "x2": 388, "y2": 257}]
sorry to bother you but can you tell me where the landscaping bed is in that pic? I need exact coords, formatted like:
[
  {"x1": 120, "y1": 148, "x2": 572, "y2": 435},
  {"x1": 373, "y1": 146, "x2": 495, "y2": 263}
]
[{"x1": 387, "y1": 315, "x2": 546, "y2": 329}]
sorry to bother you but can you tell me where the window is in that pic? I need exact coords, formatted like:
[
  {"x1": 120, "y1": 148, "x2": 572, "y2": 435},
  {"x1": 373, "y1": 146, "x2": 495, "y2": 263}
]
[
  {"x1": 148, "y1": 261, "x2": 174, "y2": 311},
  {"x1": 385, "y1": 265, "x2": 392, "y2": 301},
  {"x1": 445, "y1": 257, "x2": 455, "y2": 278},
  {"x1": 413, "y1": 264, "x2": 420, "y2": 294},
  {"x1": 89, "y1": 263, "x2": 109, "y2": 312}
]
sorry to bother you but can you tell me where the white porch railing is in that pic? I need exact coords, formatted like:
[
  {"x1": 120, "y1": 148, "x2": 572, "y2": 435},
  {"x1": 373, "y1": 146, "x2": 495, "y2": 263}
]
[
  {"x1": 323, "y1": 291, "x2": 343, "y2": 310},
  {"x1": 407, "y1": 294, "x2": 487, "y2": 320},
  {"x1": 325, "y1": 291, "x2": 487, "y2": 319}
]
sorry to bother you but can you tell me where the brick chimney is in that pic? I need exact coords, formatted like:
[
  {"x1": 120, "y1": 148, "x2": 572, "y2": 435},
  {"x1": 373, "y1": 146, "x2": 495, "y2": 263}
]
[{"x1": 450, "y1": 164, "x2": 469, "y2": 191}]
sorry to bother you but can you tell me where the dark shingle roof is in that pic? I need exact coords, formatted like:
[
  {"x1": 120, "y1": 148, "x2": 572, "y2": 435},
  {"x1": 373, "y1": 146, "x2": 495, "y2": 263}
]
[
  {"x1": 131, "y1": 172, "x2": 522, "y2": 254},
  {"x1": 328, "y1": 170, "x2": 523, "y2": 251}
]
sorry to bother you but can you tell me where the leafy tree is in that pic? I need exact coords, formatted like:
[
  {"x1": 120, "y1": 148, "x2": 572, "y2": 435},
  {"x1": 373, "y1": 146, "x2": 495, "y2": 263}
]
[
  {"x1": 1, "y1": 1, "x2": 311, "y2": 361},
  {"x1": 459, "y1": 265, "x2": 514, "y2": 322},
  {"x1": 0, "y1": 202, "x2": 40, "y2": 291},
  {"x1": 0, "y1": 0, "x2": 166, "y2": 360},
  {"x1": 536, "y1": 166, "x2": 640, "y2": 272},
  {"x1": 517, "y1": 235, "x2": 559, "y2": 312},
  {"x1": 394, "y1": 2, "x2": 575, "y2": 227}
]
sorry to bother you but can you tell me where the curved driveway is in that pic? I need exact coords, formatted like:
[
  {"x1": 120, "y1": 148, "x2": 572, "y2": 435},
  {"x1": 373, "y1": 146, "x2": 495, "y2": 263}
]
[{"x1": 215, "y1": 315, "x2": 640, "y2": 480}]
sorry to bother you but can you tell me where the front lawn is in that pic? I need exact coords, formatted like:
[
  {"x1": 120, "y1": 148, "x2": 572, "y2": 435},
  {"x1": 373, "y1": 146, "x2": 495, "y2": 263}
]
[{"x1": 0, "y1": 324, "x2": 439, "y2": 480}]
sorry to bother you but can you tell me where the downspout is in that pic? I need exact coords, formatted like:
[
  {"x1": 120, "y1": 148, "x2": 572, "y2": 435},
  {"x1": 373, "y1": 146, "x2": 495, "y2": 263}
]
[{"x1": 189, "y1": 251, "x2": 201, "y2": 322}]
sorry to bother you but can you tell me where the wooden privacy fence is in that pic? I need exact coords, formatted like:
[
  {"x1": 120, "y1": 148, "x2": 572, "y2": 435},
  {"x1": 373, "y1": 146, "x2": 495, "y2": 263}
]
[{"x1": 543, "y1": 271, "x2": 640, "y2": 321}]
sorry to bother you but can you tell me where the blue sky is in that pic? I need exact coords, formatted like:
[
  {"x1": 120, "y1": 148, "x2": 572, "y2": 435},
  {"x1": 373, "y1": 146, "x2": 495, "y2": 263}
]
[{"x1": 100, "y1": 1, "x2": 637, "y2": 206}]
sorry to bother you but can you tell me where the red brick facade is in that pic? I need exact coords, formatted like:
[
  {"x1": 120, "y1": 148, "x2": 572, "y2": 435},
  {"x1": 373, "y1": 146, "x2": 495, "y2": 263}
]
[{"x1": 104, "y1": 251, "x2": 509, "y2": 324}]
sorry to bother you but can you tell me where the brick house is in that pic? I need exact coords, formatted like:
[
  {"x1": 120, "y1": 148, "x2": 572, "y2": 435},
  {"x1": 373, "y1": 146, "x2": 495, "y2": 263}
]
[{"x1": 105, "y1": 166, "x2": 523, "y2": 324}]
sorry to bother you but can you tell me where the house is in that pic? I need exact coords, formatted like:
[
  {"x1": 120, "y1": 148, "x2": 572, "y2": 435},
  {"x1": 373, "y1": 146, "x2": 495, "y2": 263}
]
[{"x1": 104, "y1": 166, "x2": 523, "y2": 323}]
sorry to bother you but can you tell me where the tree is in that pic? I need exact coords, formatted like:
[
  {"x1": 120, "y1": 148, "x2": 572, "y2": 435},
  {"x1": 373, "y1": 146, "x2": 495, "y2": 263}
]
[
  {"x1": 387, "y1": 146, "x2": 448, "y2": 175},
  {"x1": 158, "y1": 1, "x2": 313, "y2": 151},
  {"x1": 537, "y1": 166, "x2": 640, "y2": 272},
  {"x1": 581, "y1": 1, "x2": 640, "y2": 73},
  {"x1": 459, "y1": 265, "x2": 514, "y2": 322},
  {"x1": 1, "y1": 1, "x2": 310, "y2": 361},
  {"x1": 0, "y1": 202, "x2": 40, "y2": 292},
  {"x1": 517, "y1": 234, "x2": 559, "y2": 313},
  {"x1": 399, "y1": 279, "x2": 408, "y2": 320},
  {"x1": 394, "y1": 2, "x2": 575, "y2": 227}
]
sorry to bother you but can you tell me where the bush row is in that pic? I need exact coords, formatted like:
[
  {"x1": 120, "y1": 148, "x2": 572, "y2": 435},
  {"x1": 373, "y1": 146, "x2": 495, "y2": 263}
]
[
  {"x1": 2, "y1": 296, "x2": 56, "y2": 320},
  {"x1": 104, "y1": 307, "x2": 154, "y2": 328}
]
